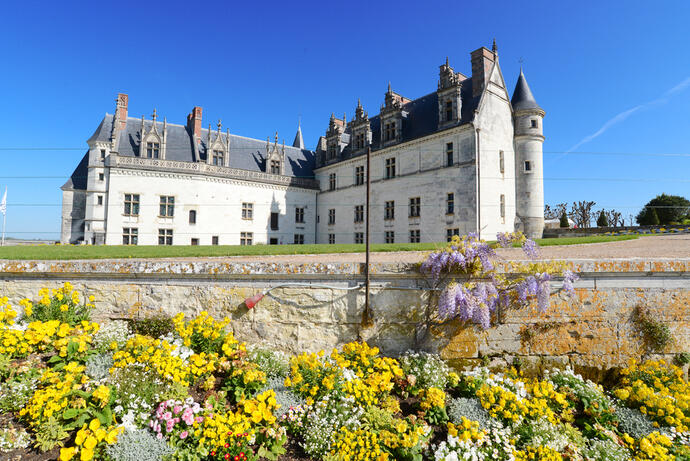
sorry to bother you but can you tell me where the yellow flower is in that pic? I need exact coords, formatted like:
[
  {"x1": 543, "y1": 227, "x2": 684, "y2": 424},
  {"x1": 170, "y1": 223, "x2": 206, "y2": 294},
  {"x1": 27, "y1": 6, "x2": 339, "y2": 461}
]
[
  {"x1": 59, "y1": 446, "x2": 76, "y2": 461},
  {"x1": 60, "y1": 304, "x2": 69, "y2": 312},
  {"x1": 80, "y1": 447, "x2": 94, "y2": 461}
]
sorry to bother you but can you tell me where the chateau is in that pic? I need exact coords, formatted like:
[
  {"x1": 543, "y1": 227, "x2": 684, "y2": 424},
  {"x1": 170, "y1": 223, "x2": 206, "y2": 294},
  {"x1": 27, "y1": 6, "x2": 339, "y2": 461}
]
[{"x1": 61, "y1": 43, "x2": 545, "y2": 246}]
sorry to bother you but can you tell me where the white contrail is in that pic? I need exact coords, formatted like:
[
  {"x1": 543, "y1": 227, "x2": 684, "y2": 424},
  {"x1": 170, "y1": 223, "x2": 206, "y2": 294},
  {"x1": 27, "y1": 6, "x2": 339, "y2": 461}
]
[{"x1": 565, "y1": 77, "x2": 690, "y2": 154}]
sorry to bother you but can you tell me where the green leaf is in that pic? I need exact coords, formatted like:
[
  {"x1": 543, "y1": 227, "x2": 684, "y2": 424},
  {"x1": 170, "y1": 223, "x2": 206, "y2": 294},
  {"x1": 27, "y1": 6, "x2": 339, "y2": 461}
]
[
  {"x1": 63, "y1": 408, "x2": 80, "y2": 419},
  {"x1": 48, "y1": 355, "x2": 62, "y2": 364},
  {"x1": 95, "y1": 410, "x2": 108, "y2": 425}
]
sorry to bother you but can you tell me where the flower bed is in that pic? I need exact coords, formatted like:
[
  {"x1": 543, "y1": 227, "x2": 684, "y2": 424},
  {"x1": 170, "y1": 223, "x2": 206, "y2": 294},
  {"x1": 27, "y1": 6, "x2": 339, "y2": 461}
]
[{"x1": 1, "y1": 284, "x2": 690, "y2": 460}]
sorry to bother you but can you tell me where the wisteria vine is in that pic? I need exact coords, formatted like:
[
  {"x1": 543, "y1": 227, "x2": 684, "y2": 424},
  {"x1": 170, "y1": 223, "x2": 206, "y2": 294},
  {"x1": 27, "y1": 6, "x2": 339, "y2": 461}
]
[{"x1": 421, "y1": 232, "x2": 579, "y2": 330}]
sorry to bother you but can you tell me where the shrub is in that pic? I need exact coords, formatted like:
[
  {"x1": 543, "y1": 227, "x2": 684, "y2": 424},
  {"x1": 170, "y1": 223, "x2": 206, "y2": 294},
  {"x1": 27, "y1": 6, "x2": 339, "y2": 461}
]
[
  {"x1": 105, "y1": 428, "x2": 174, "y2": 461},
  {"x1": 0, "y1": 423, "x2": 31, "y2": 453},
  {"x1": 447, "y1": 397, "x2": 492, "y2": 430},
  {"x1": 129, "y1": 314, "x2": 174, "y2": 339},
  {"x1": 249, "y1": 347, "x2": 289, "y2": 378},
  {"x1": 559, "y1": 211, "x2": 569, "y2": 228},
  {"x1": 399, "y1": 351, "x2": 451, "y2": 392},
  {"x1": 615, "y1": 405, "x2": 657, "y2": 439},
  {"x1": 85, "y1": 352, "x2": 114, "y2": 381},
  {"x1": 637, "y1": 193, "x2": 690, "y2": 225},
  {"x1": 300, "y1": 395, "x2": 364, "y2": 457},
  {"x1": 582, "y1": 439, "x2": 632, "y2": 461},
  {"x1": 24, "y1": 283, "x2": 93, "y2": 326},
  {"x1": 93, "y1": 320, "x2": 130, "y2": 350},
  {"x1": 632, "y1": 305, "x2": 673, "y2": 352},
  {"x1": 0, "y1": 372, "x2": 39, "y2": 413}
]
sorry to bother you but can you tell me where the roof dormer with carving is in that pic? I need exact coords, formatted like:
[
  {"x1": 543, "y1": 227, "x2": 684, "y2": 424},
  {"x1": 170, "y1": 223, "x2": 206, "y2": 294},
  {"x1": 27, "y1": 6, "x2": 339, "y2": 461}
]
[
  {"x1": 349, "y1": 99, "x2": 371, "y2": 153},
  {"x1": 324, "y1": 113, "x2": 347, "y2": 163},
  {"x1": 379, "y1": 83, "x2": 408, "y2": 147},
  {"x1": 206, "y1": 120, "x2": 230, "y2": 166},
  {"x1": 437, "y1": 57, "x2": 466, "y2": 130},
  {"x1": 266, "y1": 132, "x2": 285, "y2": 175},
  {"x1": 139, "y1": 109, "x2": 167, "y2": 159}
]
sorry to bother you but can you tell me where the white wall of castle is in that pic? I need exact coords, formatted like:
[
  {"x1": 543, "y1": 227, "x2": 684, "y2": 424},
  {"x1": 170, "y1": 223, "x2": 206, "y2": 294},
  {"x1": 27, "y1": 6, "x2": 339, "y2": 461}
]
[{"x1": 98, "y1": 169, "x2": 317, "y2": 246}]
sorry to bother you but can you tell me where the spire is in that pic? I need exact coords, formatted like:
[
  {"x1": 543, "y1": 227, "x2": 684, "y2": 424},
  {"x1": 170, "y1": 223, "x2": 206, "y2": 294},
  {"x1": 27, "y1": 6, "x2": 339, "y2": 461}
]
[
  {"x1": 445, "y1": 56, "x2": 449, "y2": 67},
  {"x1": 492, "y1": 38, "x2": 497, "y2": 54},
  {"x1": 511, "y1": 69, "x2": 542, "y2": 112},
  {"x1": 292, "y1": 119, "x2": 304, "y2": 149},
  {"x1": 387, "y1": 81, "x2": 392, "y2": 93}
]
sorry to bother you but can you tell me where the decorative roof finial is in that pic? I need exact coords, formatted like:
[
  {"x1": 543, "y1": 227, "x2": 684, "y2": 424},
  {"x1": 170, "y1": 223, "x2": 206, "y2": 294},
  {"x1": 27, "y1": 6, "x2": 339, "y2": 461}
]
[
  {"x1": 387, "y1": 81, "x2": 392, "y2": 93},
  {"x1": 274, "y1": 132, "x2": 278, "y2": 144},
  {"x1": 492, "y1": 38, "x2": 497, "y2": 54},
  {"x1": 217, "y1": 119, "x2": 222, "y2": 132},
  {"x1": 445, "y1": 56, "x2": 449, "y2": 67},
  {"x1": 151, "y1": 108, "x2": 157, "y2": 122},
  {"x1": 343, "y1": 112, "x2": 346, "y2": 124}
]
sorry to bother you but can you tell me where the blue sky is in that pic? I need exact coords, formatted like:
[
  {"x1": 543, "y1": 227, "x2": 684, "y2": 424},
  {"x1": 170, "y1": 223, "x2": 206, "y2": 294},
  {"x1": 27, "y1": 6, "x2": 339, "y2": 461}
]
[{"x1": 1, "y1": 0, "x2": 689, "y2": 238}]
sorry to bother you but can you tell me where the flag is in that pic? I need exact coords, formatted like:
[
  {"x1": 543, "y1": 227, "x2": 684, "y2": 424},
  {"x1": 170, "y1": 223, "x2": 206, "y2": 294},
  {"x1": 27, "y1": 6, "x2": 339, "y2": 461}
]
[{"x1": 0, "y1": 187, "x2": 5, "y2": 216}]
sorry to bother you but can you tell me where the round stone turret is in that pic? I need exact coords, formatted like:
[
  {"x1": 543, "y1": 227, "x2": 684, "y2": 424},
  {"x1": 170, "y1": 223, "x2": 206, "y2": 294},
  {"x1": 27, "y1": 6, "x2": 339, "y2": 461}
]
[{"x1": 512, "y1": 69, "x2": 545, "y2": 239}]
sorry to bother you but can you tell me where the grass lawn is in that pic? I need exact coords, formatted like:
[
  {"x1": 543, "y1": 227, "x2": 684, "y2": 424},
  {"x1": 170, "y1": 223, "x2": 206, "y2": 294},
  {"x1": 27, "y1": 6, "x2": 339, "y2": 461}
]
[{"x1": 0, "y1": 235, "x2": 639, "y2": 260}]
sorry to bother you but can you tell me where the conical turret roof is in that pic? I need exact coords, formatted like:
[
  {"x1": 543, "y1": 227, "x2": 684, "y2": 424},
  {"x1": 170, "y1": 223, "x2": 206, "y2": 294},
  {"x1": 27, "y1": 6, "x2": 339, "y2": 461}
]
[
  {"x1": 511, "y1": 69, "x2": 542, "y2": 111},
  {"x1": 292, "y1": 121, "x2": 304, "y2": 149}
]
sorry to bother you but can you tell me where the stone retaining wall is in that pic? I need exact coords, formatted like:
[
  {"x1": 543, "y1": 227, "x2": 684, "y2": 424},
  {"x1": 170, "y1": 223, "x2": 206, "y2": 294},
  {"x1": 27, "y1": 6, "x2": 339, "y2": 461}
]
[{"x1": 0, "y1": 258, "x2": 688, "y2": 371}]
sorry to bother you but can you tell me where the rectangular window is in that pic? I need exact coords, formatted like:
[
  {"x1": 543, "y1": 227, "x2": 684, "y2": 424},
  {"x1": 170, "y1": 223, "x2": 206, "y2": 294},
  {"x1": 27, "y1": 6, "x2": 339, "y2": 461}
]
[
  {"x1": 385, "y1": 157, "x2": 396, "y2": 179},
  {"x1": 124, "y1": 194, "x2": 140, "y2": 216},
  {"x1": 500, "y1": 194, "x2": 506, "y2": 218},
  {"x1": 531, "y1": 119, "x2": 538, "y2": 128},
  {"x1": 524, "y1": 161, "x2": 532, "y2": 172},
  {"x1": 191, "y1": 238, "x2": 199, "y2": 246},
  {"x1": 293, "y1": 234, "x2": 304, "y2": 244},
  {"x1": 499, "y1": 150, "x2": 505, "y2": 174},
  {"x1": 385, "y1": 231, "x2": 395, "y2": 244},
  {"x1": 146, "y1": 142, "x2": 160, "y2": 159},
  {"x1": 295, "y1": 207, "x2": 304, "y2": 223},
  {"x1": 189, "y1": 210, "x2": 197, "y2": 224},
  {"x1": 240, "y1": 232, "x2": 253, "y2": 245},
  {"x1": 329, "y1": 173, "x2": 336, "y2": 191},
  {"x1": 445, "y1": 100, "x2": 453, "y2": 122},
  {"x1": 100, "y1": 149, "x2": 106, "y2": 160},
  {"x1": 446, "y1": 228, "x2": 460, "y2": 242},
  {"x1": 97, "y1": 195, "x2": 103, "y2": 206},
  {"x1": 98, "y1": 173, "x2": 104, "y2": 181},
  {"x1": 270, "y1": 212, "x2": 279, "y2": 230},
  {"x1": 158, "y1": 228, "x2": 173, "y2": 245},
  {"x1": 409, "y1": 229, "x2": 420, "y2": 243},
  {"x1": 242, "y1": 203, "x2": 253, "y2": 219},
  {"x1": 446, "y1": 193, "x2": 454, "y2": 214},
  {"x1": 270, "y1": 160, "x2": 281, "y2": 174},
  {"x1": 159, "y1": 196, "x2": 174, "y2": 217},
  {"x1": 355, "y1": 165, "x2": 365, "y2": 185},
  {"x1": 328, "y1": 233, "x2": 335, "y2": 244},
  {"x1": 328, "y1": 209, "x2": 336, "y2": 225},
  {"x1": 122, "y1": 228, "x2": 138, "y2": 245},
  {"x1": 409, "y1": 197, "x2": 421, "y2": 217},
  {"x1": 213, "y1": 150, "x2": 224, "y2": 166},
  {"x1": 354, "y1": 205, "x2": 364, "y2": 223},
  {"x1": 384, "y1": 201, "x2": 395, "y2": 220},
  {"x1": 354, "y1": 232, "x2": 364, "y2": 244},
  {"x1": 446, "y1": 142, "x2": 453, "y2": 167},
  {"x1": 212, "y1": 236, "x2": 219, "y2": 245}
]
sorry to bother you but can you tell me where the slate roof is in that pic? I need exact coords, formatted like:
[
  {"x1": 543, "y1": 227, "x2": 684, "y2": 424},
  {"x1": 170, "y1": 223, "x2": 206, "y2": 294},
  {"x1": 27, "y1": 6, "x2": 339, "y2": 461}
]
[
  {"x1": 62, "y1": 151, "x2": 89, "y2": 191},
  {"x1": 511, "y1": 69, "x2": 542, "y2": 112},
  {"x1": 317, "y1": 78, "x2": 478, "y2": 166},
  {"x1": 85, "y1": 115, "x2": 315, "y2": 179}
]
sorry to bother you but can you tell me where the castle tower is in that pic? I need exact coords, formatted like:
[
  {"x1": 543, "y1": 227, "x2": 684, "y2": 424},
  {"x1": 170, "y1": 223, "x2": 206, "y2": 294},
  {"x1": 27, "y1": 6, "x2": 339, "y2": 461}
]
[{"x1": 511, "y1": 69, "x2": 545, "y2": 239}]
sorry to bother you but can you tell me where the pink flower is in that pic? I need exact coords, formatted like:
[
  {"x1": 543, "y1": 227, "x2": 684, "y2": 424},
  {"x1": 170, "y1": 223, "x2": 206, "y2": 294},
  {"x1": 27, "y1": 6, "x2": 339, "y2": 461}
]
[
  {"x1": 174, "y1": 405, "x2": 182, "y2": 414},
  {"x1": 157, "y1": 433, "x2": 163, "y2": 440},
  {"x1": 180, "y1": 431, "x2": 188, "y2": 439}
]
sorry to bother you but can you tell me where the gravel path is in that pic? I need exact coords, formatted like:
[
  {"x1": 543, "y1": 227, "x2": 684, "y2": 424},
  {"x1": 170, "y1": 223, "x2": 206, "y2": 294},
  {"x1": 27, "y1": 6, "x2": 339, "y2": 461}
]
[{"x1": 193, "y1": 235, "x2": 690, "y2": 264}]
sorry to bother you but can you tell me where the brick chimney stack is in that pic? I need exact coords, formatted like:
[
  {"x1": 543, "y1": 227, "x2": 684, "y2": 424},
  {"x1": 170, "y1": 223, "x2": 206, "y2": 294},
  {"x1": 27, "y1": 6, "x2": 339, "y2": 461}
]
[
  {"x1": 187, "y1": 106, "x2": 203, "y2": 139},
  {"x1": 470, "y1": 47, "x2": 495, "y2": 98},
  {"x1": 116, "y1": 93, "x2": 128, "y2": 131}
]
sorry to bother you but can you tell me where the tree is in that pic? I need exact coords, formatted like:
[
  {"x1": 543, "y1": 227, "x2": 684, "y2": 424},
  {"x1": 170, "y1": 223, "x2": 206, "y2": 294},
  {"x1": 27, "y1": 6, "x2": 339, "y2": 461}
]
[
  {"x1": 605, "y1": 209, "x2": 623, "y2": 227},
  {"x1": 545, "y1": 203, "x2": 568, "y2": 220},
  {"x1": 559, "y1": 211, "x2": 569, "y2": 228},
  {"x1": 637, "y1": 206, "x2": 660, "y2": 226},
  {"x1": 570, "y1": 201, "x2": 596, "y2": 228},
  {"x1": 596, "y1": 210, "x2": 609, "y2": 227},
  {"x1": 636, "y1": 194, "x2": 690, "y2": 225}
]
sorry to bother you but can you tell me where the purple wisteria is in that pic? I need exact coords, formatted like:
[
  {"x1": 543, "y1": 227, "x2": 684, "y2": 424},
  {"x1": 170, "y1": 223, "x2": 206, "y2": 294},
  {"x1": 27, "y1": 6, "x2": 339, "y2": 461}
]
[{"x1": 422, "y1": 232, "x2": 578, "y2": 329}]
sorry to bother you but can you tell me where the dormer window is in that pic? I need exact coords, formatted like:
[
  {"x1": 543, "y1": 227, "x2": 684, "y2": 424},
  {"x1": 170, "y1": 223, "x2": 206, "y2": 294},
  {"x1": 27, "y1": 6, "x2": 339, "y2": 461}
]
[
  {"x1": 146, "y1": 142, "x2": 160, "y2": 159},
  {"x1": 445, "y1": 100, "x2": 453, "y2": 121},
  {"x1": 213, "y1": 150, "x2": 224, "y2": 166},
  {"x1": 384, "y1": 122, "x2": 396, "y2": 142},
  {"x1": 327, "y1": 144, "x2": 337, "y2": 160},
  {"x1": 270, "y1": 160, "x2": 281, "y2": 174}
]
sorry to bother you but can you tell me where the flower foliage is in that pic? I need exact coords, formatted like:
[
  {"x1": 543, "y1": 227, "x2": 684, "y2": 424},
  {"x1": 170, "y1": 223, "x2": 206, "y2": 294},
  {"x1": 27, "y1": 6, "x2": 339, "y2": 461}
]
[{"x1": 421, "y1": 232, "x2": 578, "y2": 329}]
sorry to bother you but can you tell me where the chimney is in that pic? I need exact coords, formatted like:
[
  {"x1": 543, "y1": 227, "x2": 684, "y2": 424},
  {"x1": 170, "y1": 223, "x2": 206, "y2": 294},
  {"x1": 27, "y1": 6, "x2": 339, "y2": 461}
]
[
  {"x1": 187, "y1": 106, "x2": 203, "y2": 139},
  {"x1": 116, "y1": 93, "x2": 128, "y2": 131},
  {"x1": 470, "y1": 47, "x2": 495, "y2": 98}
]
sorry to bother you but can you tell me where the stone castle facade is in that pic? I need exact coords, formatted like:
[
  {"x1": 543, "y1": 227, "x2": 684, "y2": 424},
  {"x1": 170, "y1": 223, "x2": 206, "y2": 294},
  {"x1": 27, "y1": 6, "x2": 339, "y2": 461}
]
[{"x1": 61, "y1": 43, "x2": 545, "y2": 246}]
